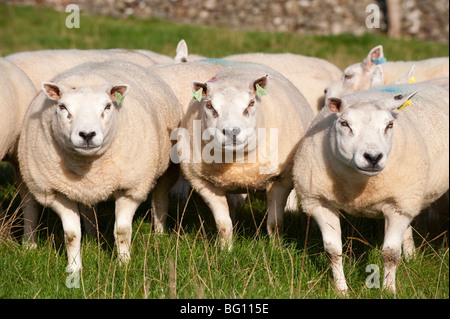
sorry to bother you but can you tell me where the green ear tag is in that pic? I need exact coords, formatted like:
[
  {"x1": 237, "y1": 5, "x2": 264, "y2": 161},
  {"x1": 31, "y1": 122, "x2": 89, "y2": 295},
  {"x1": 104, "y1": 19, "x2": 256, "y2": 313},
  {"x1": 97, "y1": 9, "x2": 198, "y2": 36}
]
[
  {"x1": 193, "y1": 87, "x2": 203, "y2": 102},
  {"x1": 256, "y1": 84, "x2": 268, "y2": 97},
  {"x1": 115, "y1": 91, "x2": 124, "y2": 105}
]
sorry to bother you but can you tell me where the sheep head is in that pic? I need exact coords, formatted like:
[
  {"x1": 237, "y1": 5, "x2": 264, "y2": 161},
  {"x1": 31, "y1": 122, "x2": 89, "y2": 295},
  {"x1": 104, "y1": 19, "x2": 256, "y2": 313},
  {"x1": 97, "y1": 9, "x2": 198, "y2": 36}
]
[{"x1": 41, "y1": 81, "x2": 129, "y2": 156}]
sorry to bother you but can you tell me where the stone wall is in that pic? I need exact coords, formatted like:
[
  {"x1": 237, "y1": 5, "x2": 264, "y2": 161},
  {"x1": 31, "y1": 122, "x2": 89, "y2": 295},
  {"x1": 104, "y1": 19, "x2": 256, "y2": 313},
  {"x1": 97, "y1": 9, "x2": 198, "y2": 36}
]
[{"x1": 5, "y1": 0, "x2": 449, "y2": 43}]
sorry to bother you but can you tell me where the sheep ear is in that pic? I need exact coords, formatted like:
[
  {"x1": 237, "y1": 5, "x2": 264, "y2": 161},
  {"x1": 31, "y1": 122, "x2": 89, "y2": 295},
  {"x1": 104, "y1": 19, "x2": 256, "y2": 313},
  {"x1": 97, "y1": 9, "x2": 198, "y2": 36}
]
[
  {"x1": 370, "y1": 65, "x2": 384, "y2": 87},
  {"x1": 192, "y1": 82, "x2": 207, "y2": 101},
  {"x1": 174, "y1": 39, "x2": 188, "y2": 63},
  {"x1": 252, "y1": 75, "x2": 269, "y2": 97},
  {"x1": 362, "y1": 45, "x2": 384, "y2": 71},
  {"x1": 327, "y1": 97, "x2": 345, "y2": 113},
  {"x1": 110, "y1": 84, "x2": 130, "y2": 101},
  {"x1": 41, "y1": 82, "x2": 63, "y2": 100},
  {"x1": 380, "y1": 90, "x2": 420, "y2": 111},
  {"x1": 392, "y1": 65, "x2": 415, "y2": 84}
]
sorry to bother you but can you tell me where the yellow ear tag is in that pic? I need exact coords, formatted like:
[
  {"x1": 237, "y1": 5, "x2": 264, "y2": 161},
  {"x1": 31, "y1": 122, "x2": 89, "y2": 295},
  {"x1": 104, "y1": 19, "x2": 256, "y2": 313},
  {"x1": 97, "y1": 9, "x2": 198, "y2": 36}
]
[
  {"x1": 397, "y1": 99, "x2": 411, "y2": 110},
  {"x1": 408, "y1": 76, "x2": 415, "y2": 84}
]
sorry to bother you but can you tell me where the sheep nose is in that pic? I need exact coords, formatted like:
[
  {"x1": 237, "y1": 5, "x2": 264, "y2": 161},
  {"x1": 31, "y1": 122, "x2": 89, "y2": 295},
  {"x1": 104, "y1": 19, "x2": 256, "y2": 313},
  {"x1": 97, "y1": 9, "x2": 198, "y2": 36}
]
[
  {"x1": 363, "y1": 152, "x2": 383, "y2": 166},
  {"x1": 222, "y1": 127, "x2": 241, "y2": 137},
  {"x1": 79, "y1": 131, "x2": 96, "y2": 142}
]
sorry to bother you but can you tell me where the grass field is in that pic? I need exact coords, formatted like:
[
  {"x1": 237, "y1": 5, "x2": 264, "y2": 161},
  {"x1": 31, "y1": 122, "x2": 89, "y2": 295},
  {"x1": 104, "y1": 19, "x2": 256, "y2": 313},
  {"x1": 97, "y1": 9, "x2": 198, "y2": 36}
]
[{"x1": 0, "y1": 4, "x2": 448, "y2": 300}]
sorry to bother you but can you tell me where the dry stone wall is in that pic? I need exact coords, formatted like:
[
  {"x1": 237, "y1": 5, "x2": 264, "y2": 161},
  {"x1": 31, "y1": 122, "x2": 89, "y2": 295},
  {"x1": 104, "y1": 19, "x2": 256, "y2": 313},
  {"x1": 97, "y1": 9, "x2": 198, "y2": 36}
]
[{"x1": 5, "y1": 0, "x2": 449, "y2": 43}]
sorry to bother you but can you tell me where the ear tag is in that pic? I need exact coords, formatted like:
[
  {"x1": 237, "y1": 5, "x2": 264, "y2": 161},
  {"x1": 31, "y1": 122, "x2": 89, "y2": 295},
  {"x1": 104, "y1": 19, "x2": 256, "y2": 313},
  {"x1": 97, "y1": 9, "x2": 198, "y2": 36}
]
[
  {"x1": 372, "y1": 57, "x2": 387, "y2": 65},
  {"x1": 408, "y1": 76, "x2": 415, "y2": 84},
  {"x1": 192, "y1": 87, "x2": 203, "y2": 102},
  {"x1": 397, "y1": 99, "x2": 411, "y2": 110},
  {"x1": 256, "y1": 84, "x2": 268, "y2": 97},
  {"x1": 114, "y1": 92, "x2": 124, "y2": 105}
]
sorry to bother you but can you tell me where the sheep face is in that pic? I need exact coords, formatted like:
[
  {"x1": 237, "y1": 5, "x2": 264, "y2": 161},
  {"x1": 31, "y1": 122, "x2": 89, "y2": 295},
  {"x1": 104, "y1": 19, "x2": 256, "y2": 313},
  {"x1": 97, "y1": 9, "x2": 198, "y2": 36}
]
[
  {"x1": 326, "y1": 89, "x2": 418, "y2": 176},
  {"x1": 192, "y1": 75, "x2": 267, "y2": 153},
  {"x1": 41, "y1": 82, "x2": 129, "y2": 156},
  {"x1": 325, "y1": 45, "x2": 384, "y2": 99}
]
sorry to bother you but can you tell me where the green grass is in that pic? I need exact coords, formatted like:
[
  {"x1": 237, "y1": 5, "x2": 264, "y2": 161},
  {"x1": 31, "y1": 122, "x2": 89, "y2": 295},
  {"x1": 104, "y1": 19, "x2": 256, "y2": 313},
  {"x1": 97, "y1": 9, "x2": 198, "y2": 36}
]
[{"x1": 0, "y1": 4, "x2": 448, "y2": 299}]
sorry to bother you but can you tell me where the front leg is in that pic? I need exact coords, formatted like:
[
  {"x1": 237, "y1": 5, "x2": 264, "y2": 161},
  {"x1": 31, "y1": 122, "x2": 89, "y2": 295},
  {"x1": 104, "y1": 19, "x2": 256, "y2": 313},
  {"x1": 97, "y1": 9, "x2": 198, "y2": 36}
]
[
  {"x1": 49, "y1": 194, "x2": 82, "y2": 274},
  {"x1": 382, "y1": 206, "x2": 414, "y2": 294},
  {"x1": 402, "y1": 224, "x2": 415, "y2": 261},
  {"x1": 266, "y1": 180, "x2": 292, "y2": 237},
  {"x1": 194, "y1": 179, "x2": 232, "y2": 250},
  {"x1": 306, "y1": 202, "x2": 347, "y2": 294},
  {"x1": 114, "y1": 194, "x2": 141, "y2": 264}
]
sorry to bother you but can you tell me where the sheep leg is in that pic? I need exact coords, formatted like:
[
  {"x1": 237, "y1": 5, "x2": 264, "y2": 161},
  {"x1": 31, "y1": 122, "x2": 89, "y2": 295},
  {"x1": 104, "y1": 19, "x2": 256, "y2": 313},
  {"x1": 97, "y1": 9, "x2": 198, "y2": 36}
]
[
  {"x1": 195, "y1": 180, "x2": 232, "y2": 250},
  {"x1": 310, "y1": 204, "x2": 348, "y2": 294},
  {"x1": 49, "y1": 195, "x2": 82, "y2": 274},
  {"x1": 266, "y1": 180, "x2": 292, "y2": 237},
  {"x1": 382, "y1": 208, "x2": 413, "y2": 294},
  {"x1": 79, "y1": 204, "x2": 98, "y2": 238},
  {"x1": 10, "y1": 160, "x2": 39, "y2": 248},
  {"x1": 402, "y1": 224, "x2": 415, "y2": 260},
  {"x1": 20, "y1": 191, "x2": 39, "y2": 249},
  {"x1": 226, "y1": 193, "x2": 247, "y2": 226},
  {"x1": 114, "y1": 195, "x2": 141, "y2": 264},
  {"x1": 152, "y1": 164, "x2": 180, "y2": 233}
]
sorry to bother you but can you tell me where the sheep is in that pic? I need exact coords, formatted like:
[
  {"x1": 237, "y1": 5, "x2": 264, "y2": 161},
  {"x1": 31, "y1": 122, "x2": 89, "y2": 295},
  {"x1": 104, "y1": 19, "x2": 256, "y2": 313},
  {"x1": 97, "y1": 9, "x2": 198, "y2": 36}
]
[
  {"x1": 223, "y1": 53, "x2": 342, "y2": 114},
  {"x1": 6, "y1": 49, "x2": 157, "y2": 90},
  {"x1": 292, "y1": 82, "x2": 449, "y2": 295},
  {"x1": 18, "y1": 60, "x2": 183, "y2": 273},
  {"x1": 176, "y1": 62, "x2": 315, "y2": 248},
  {"x1": 371, "y1": 65, "x2": 449, "y2": 249},
  {"x1": 325, "y1": 45, "x2": 449, "y2": 99},
  {"x1": 151, "y1": 59, "x2": 248, "y2": 219},
  {"x1": 0, "y1": 57, "x2": 38, "y2": 245},
  {"x1": 173, "y1": 39, "x2": 207, "y2": 63}
]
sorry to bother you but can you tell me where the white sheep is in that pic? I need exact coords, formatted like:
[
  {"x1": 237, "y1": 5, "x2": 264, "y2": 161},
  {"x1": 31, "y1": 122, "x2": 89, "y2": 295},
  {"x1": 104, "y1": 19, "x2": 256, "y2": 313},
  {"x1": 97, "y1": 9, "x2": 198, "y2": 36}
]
[
  {"x1": 0, "y1": 57, "x2": 38, "y2": 245},
  {"x1": 325, "y1": 45, "x2": 449, "y2": 99},
  {"x1": 18, "y1": 60, "x2": 182, "y2": 273},
  {"x1": 151, "y1": 59, "x2": 249, "y2": 220},
  {"x1": 292, "y1": 82, "x2": 449, "y2": 295},
  {"x1": 176, "y1": 62, "x2": 315, "y2": 247},
  {"x1": 223, "y1": 52, "x2": 342, "y2": 114},
  {"x1": 173, "y1": 39, "x2": 207, "y2": 63},
  {"x1": 6, "y1": 49, "x2": 157, "y2": 90}
]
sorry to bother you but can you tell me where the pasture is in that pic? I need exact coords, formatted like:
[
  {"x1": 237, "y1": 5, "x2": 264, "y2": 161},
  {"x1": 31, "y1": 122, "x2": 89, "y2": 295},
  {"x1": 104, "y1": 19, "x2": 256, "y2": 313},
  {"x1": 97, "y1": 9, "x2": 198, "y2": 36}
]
[{"x1": 0, "y1": 4, "x2": 448, "y2": 299}]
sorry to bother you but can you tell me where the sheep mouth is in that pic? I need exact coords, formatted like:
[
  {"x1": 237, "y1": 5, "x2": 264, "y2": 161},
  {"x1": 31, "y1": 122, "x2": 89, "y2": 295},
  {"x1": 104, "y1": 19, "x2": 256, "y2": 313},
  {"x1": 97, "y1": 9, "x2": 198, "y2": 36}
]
[
  {"x1": 354, "y1": 165, "x2": 383, "y2": 176},
  {"x1": 73, "y1": 145, "x2": 102, "y2": 155}
]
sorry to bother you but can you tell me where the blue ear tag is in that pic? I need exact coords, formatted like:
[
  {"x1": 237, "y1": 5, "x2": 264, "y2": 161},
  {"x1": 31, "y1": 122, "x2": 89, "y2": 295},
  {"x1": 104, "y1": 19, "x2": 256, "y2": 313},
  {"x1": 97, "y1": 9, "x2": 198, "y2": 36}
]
[
  {"x1": 372, "y1": 57, "x2": 387, "y2": 65},
  {"x1": 192, "y1": 87, "x2": 203, "y2": 102}
]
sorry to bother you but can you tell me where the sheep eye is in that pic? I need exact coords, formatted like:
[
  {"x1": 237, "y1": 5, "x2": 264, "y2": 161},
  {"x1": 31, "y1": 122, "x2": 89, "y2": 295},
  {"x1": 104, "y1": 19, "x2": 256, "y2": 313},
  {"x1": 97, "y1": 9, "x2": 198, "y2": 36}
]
[
  {"x1": 344, "y1": 74, "x2": 353, "y2": 80},
  {"x1": 243, "y1": 100, "x2": 255, "y2": 116},
  {"x1": 340, "y1": 121, "x2": 348, "y2": 127},
  {"x1": 58, "y1": 103, "x2": 66, "y2": 111},
  {"x1": 105, "y1": 102, "x2": 112, "y2": 110},
  {"x1": 386, "y1": 121, "x2": 394, "y2": 129},
  {"x1": 205, "y1": 101, "x2": 213, "y2": 110}
]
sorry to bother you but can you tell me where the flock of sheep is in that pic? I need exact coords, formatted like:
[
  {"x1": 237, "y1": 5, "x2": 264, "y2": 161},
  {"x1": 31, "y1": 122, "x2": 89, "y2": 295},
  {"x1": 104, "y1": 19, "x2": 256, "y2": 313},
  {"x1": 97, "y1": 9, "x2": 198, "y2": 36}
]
[{"x1": 0, "y1": 39, "x2": 448, "y2": 296}]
